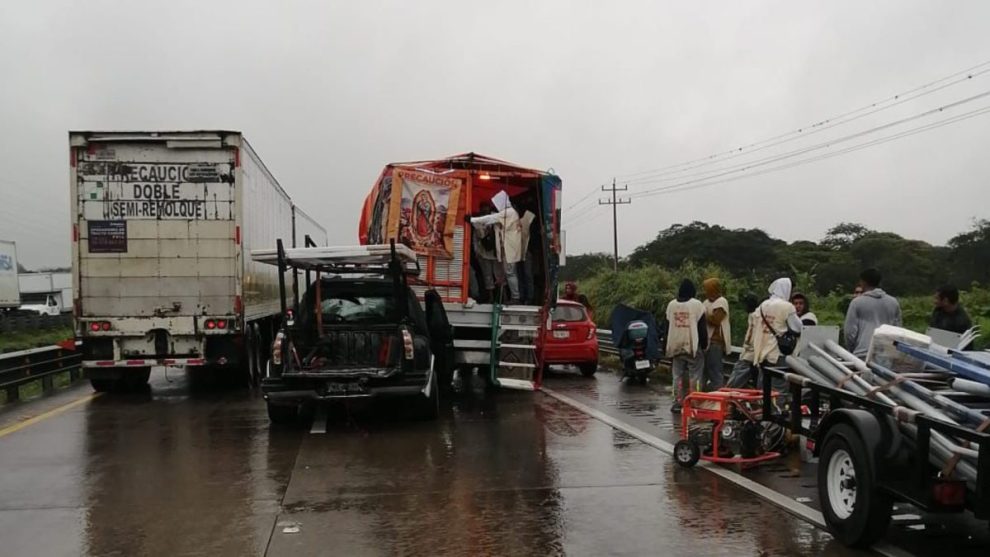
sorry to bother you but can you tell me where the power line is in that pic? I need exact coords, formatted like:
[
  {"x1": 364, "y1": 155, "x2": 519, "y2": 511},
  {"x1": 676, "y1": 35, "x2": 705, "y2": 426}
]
[
  {"x1": 614, "y1": 57, "x2": 990, "y2": 181},
  {"x1": 626, "y1": 88, "x2": 990, "y2": 196},
  {"x1": 629, "y1": 102, "x2": 990, "y2": 201},
  {"x1": 625, "y1": 67, "x2": 990, "y2": 186}
]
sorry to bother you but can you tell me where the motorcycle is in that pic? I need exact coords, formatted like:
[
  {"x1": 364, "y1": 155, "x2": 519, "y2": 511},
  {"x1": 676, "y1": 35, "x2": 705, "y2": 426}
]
[{"x1": 610, "y1": 304, "x2": 660, "y2": 384}]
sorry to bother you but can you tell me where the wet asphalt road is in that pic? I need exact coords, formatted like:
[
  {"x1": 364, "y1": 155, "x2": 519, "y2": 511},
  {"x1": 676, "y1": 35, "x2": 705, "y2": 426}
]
[{"x1": 0, "y1": 367, "x2": 981, "y2": 556}]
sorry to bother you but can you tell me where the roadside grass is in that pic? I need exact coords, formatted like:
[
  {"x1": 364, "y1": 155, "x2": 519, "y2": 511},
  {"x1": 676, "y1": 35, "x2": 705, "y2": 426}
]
[{"x1": 0, "y1": 327, "x2": 74, "y2": 353}]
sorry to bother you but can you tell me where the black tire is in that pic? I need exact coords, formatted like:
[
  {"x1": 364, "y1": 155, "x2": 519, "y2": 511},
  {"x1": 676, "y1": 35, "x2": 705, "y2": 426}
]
[
  {"x1": 674, "y1": 439, "x2": 700, "y2": 468},
  {"x1": 578, "y1": 363, "x2": 598, "y2": 377},
  {"x1": 90, "y1": 378, "x2": 116, "y2": 393},
  {"x1": 818, "y1": 424, "x2": 893, "y2": 548},
  {"x1": 267, "y1": 402, "x2": 299, "y2": 426}
]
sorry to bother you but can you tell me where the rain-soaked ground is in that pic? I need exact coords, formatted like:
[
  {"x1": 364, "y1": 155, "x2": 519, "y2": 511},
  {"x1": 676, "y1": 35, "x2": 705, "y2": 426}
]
[{"x1": 0, "y1": 366, "x2": 984, "y2": 556}]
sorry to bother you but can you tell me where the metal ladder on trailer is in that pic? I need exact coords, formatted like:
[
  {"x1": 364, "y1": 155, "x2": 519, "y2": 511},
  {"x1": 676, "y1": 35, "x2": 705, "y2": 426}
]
[{"x1": 487, "y1": 304, "x2": 542, "y2": 390}]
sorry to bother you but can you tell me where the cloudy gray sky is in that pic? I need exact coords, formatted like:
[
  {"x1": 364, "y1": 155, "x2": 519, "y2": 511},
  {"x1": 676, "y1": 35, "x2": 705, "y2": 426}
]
[{"x1": 2, "y1": 0, "x2": 989, "y2": 269}]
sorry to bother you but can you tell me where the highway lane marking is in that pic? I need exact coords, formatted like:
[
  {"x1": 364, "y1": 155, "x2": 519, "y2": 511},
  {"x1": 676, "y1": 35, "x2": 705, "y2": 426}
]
[
  {"x1": 541, "y1": 386, "x2": 913, "y2": 557},
  {"x1": 0, "y1": 392, "x2": 102, "y2": 439},
  {"x1": 309, "y1": 405, "x2": 328, "y2": 434}
]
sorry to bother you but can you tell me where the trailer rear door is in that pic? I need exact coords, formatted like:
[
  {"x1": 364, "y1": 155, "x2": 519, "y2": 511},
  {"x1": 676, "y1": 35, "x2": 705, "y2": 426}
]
[{"x1": 73, "y1": 135, "x2": 238, "y2": 319}]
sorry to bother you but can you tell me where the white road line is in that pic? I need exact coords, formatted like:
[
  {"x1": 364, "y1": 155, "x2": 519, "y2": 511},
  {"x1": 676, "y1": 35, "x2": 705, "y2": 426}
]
[{"x1": 540, "y1": 386, "x2": 913, "y2": 557}]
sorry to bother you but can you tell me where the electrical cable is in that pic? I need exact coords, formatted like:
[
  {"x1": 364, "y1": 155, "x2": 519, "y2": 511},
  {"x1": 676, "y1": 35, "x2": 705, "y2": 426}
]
[
  {"x1": 629, "y1": 103, "x2": 990, "y2": 200},
  {"x1": 626, "y1": 89, "x2": 990, "y2": 195},
  {"x1": 614, "y1": 58, "x2": 990, "y2": 180}
]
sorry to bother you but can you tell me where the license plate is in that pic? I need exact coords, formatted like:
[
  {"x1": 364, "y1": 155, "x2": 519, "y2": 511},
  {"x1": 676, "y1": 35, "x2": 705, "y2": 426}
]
[
  {"x1": 634, "y1": 359, "x2": 650, "y2": 370},
  {"x1": 553, "y1": 330, "x2": 570, "y2": 339}
]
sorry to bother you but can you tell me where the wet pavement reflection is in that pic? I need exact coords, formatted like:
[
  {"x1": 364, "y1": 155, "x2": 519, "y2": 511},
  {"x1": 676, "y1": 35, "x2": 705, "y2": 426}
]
[{"x1": 0, "y1": 367, "x2": 876, "y2": 556}]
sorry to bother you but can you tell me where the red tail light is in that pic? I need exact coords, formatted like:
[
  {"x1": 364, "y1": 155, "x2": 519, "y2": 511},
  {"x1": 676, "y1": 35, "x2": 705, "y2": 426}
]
[
  {"x1": 586, "y1": 327, "x2": 595, "y2": 340},
  {"x1": 217, "y1": 319, "x2": 227, "y2": 329},
  {"x1": 101, "y1": 321, "x2": 111, "y2": 331},
  {"x1": 90, "y1": 321, "x2": 110, "y2": 332},
  {"x1": 90, "y1": 322, "x2": 100, "y2": 332},
  {"x1": 205, "y1": 319, "x2": 216, "y2": 330},
  {"x1": 378, "y1": 337, "x2": 393, "y2": 366}
]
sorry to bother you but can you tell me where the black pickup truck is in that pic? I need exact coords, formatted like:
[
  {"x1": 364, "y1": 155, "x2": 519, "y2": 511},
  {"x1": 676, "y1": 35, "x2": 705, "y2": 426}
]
[{"x1": 252, "y1": 242, "x2": 454, "y2": 425}]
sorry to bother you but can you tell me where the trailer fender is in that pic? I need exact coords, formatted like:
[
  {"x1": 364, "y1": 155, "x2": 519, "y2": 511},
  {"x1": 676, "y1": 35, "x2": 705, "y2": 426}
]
[{"x1": 814, "y1": 409, "x2": 884, "y2": 475}]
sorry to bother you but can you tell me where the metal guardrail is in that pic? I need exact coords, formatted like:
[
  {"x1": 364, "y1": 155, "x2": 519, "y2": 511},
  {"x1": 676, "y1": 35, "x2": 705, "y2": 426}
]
[{"x1": 0, "y1": 344, "x2": 83, "y2": 403}]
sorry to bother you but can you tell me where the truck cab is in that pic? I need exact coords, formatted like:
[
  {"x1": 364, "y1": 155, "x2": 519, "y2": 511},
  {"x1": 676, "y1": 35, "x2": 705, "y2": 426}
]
[{"x1": 19, "y1": 293, "x2": 62, "y2": 316}]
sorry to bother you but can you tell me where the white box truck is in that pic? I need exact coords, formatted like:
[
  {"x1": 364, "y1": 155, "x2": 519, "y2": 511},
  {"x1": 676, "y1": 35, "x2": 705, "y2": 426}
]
[
  {"x1": 0, "y1": 240, "x2": 20, "y2": 311},
  {"x1": 70, "y1": 131, "x2": 326, "y2": 391},
  {"x1": 18, "y1": 271, "x2": 72, "y2": 315}
]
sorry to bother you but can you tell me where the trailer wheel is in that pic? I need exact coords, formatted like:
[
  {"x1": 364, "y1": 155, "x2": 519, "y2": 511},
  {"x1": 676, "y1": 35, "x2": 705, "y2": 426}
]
[
  {"x1": 266, "y1": 402, "x2": 299, "y2": 426},
  {"x1": 818, "y1": 424, "x2": 892, "y2": 547},
  {"x1": 674, "y1": 439, "x2": 700, "y2": 468}
]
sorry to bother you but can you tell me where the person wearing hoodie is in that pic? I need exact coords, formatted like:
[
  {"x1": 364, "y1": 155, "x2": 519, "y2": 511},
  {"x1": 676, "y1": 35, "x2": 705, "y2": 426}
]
[
  {"x1": 664, "y1": 279, "x2": 708, "y2": 413},
  {"x1": 701, "y1": 278, "x2": 730, "y2": 391},
  {"x1": 752, "y1": 278, "x2": 803, "y2": 376},
  {"x1": 844, "y1": 268, "x2": 902, "y2": 357}
]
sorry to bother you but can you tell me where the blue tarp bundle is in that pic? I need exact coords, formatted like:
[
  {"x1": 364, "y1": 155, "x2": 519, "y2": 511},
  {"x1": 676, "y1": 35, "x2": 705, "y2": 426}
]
[
  {"x1": 609, "y1": 304, "x2": 660, "y2": 361},
  {"x1": 895, "y1": 342, "x2": 990, "y2": 387}
]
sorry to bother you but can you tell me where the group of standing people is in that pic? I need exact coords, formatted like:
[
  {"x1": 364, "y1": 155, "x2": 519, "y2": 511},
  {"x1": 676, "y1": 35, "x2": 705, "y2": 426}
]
[
  {"x1": 663, "y1": 268, "x2": 909, "y2": 413},
  {"x1": 468, "y1": 191, "x2": 537, "y2": 304}
]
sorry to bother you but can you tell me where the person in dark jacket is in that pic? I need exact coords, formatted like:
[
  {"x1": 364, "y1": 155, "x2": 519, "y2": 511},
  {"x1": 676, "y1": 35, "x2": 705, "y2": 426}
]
[{"x1": 930, "y1": 284, "x2": 973, "y2": 334}]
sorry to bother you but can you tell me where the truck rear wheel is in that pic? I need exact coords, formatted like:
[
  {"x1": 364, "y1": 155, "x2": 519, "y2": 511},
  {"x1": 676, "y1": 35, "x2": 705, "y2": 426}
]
[
  {"x1": 818, "y1": 424, "x2": 892, "y2": 547},
  {"x1": 90, "y1": 378, "x2": 116, "y2": 393},
  {"x1": 121, "y1": 367, "x2": 151, "y2": 391}
]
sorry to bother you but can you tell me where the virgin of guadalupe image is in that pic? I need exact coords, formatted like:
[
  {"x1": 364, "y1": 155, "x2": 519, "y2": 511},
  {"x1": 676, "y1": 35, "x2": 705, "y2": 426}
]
[{"x1": 412, "y1": 189, "x2": 436, "y2": 241}]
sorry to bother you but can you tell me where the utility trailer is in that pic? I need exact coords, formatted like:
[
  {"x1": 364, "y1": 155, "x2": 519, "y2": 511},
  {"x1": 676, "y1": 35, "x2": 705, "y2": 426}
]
[
  {"x1": 358, "y1": 153, "x2": 562, "y2": 390},
  {"x1": 762, "y1": 363, "x2": 990, "y2": 548},
  {"x1": 70, "y1": 130, "x2": 326, "y2": 391}
]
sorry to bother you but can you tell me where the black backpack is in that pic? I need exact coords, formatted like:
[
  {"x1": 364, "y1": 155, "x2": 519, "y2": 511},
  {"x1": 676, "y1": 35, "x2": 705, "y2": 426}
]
[{"x1": 760, "y1": 308, "x2": 799, "y2": 357}]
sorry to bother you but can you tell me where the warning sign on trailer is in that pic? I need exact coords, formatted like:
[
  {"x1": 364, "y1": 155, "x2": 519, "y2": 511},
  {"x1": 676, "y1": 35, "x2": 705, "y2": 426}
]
[
  {"x1": 78, "y1": 161, "x2": 235, "y2": 221},
  {"x1": 87, "y1": 220, "x2": 128, "y2": 253}
]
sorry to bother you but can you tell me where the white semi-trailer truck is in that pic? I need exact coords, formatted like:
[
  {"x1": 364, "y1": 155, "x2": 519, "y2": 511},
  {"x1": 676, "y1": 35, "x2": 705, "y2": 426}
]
[
  {"x1": 0, "y1": 240, "x2": 20, "y2": 311},
  {"x1": 70, "y1": 131, "x2": 326, "y2": 391}
]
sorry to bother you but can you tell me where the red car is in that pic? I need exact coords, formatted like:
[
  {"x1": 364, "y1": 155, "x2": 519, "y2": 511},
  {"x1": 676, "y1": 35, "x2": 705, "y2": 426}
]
[{"x1": 543, "y1": 300, "x2": 599, "y2": 376}]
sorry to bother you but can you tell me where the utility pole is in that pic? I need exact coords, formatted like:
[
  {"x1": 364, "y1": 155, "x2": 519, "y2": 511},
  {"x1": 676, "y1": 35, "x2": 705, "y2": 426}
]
[{"x1": 599, "y1": 178, "x2": 631, "y2": 272}]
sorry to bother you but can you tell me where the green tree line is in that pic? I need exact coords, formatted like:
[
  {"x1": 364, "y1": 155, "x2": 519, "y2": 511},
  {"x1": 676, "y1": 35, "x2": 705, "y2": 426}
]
[{"x1": 564, "y1": 220, "x2": 990, "y2": 348}]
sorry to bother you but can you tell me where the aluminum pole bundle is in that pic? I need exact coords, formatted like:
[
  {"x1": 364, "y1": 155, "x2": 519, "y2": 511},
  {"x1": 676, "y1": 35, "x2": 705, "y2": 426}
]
[{"x1": 783, "y1": 340, "x2": 981, "y2": 487}]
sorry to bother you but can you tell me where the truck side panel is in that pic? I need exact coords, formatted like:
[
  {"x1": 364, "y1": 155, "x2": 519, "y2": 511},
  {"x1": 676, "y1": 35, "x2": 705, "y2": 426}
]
[
  {"x1": 292, "y1": 206, "x2": 327, "y2": 247},
  {"x1": 238, "y1": 139, "x2": 295, "y2": 322}
]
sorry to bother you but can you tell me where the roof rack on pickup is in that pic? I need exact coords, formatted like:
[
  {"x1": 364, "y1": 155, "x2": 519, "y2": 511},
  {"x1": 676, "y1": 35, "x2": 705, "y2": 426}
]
[{"x1": 251, "y1": 244, "x2": 421, "y2": 275}]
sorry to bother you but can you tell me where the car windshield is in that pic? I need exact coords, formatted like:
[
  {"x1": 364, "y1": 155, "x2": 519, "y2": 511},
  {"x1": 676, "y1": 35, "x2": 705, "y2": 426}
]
[
  {"x1": 320, "y1": 294, "x2": 396, "y2": 324},
  {"x1": 553, "y1": 305, "x2": 587, "y2": 322}
]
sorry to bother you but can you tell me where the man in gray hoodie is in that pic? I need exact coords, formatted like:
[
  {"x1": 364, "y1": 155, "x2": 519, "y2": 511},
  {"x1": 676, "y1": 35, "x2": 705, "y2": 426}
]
[{"x1": 844, "y1": 268, "x2": 902, "y2": 357}]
